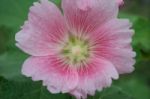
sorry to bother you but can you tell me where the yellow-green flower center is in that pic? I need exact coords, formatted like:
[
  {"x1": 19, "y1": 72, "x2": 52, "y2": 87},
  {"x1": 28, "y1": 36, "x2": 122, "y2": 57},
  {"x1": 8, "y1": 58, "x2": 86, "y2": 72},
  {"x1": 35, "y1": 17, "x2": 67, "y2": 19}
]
[{"x1": 61, "y1": 36, "x2": 90, "y2": 65}]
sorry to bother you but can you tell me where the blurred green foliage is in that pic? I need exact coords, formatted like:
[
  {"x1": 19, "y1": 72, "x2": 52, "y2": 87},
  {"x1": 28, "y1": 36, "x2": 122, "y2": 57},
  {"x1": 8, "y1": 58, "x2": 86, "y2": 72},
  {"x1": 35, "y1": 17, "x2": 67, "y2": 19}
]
[{"x1": 0, "y1": 0, "x2": 150, "y2": 99}]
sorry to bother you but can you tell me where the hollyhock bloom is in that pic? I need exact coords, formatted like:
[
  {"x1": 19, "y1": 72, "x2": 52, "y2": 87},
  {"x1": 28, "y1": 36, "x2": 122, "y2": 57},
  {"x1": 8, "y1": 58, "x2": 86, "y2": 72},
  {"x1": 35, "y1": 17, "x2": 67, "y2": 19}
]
[{"x1": 15, "y1": 0, "x2": 135, "y2": 99}]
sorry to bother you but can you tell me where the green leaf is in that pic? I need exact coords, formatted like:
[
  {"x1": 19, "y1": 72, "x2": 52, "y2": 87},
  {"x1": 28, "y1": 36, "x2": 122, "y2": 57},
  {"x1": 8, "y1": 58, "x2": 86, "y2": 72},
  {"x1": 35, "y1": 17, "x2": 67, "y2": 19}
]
[
  {"x1": 0, "y1": 50, "x2": 28, "y2": 81},
  {"x1": 133, "y1": 18, "x2": 150, "y2": 52},
  {"x1": 0, "y1": 77, "x2": 71, "y2": 99},
  {"x1": 0, "y1": 0, "x2": 37, "y2": 30},
  {"x1": 115, "y1": 76, "x2": 150, "y2": 99},
  {"x1": 0, "y1": 26, "x2": 11, "y2": 54},
  {"x1": 0, "y1": 0, "x2": 61, "y2": 32},
  {"x1": 100, "y1": 86, "x2": 133, "y2": 99},
  {"x1": 87, "y1": 85, "x2": 133, "y2": 99}
]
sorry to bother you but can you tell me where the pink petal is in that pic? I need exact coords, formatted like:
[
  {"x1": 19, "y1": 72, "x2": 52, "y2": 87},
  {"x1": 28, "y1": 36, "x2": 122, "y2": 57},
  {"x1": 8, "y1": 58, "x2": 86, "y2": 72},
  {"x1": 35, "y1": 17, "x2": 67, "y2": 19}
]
[
  {"x1": 90, "y1": 19, "x2": 136, "y2": 74},
  {"x1": 90, "y1": 19, "x2": 134, "y2": 48},
  {"x1": 16, "y1": 0, "x2": 67, "y2": 56},
  {"x1": 22, "y1": 56, "x2": 78, "y2": 93},
  {"x1": 62, "y1": 0, "x2": 118, "y2": 33},
  {"x1": 70, "y1": 58, "x2": 118, "y2": 99},
  {"x1": 117, "y1": 0, "x2": 124, "y2": 6}
]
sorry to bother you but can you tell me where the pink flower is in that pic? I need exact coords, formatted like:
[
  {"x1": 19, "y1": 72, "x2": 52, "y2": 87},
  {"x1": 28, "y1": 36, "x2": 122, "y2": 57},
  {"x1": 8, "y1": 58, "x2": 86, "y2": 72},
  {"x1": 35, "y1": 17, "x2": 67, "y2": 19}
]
[{"x1": 15, "y1": 0, "x2": 135, "y2": 99}]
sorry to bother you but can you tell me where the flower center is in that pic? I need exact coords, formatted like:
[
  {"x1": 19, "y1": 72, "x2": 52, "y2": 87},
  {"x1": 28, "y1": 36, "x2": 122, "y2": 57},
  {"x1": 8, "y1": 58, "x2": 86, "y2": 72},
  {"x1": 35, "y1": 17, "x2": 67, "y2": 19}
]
[
  {"x1": 61, "y1": 36, "x2": 90, "y2": 65},
  {"x1": 71, "y1": 45, "x2": 82, "y2": 56}
]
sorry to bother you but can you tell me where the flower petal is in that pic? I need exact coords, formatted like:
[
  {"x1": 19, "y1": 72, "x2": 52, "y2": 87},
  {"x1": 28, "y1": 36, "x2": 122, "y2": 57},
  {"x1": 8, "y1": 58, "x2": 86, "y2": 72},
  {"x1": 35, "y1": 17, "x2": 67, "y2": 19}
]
[
  {"x1": 22, "y1": 56, "x2": 78, "y2": 93},
  {"x1": 16, "y1": 0, "x2": 67, "y2": 56},
  {"x1": 62, "y1": 0, "x2": 118, "y2": 33},
  {"x1": 90, "y1": 19, "x2": 136, "y2": 74},
  {"x1": 117, "y1": 0, "x2": 124, "y2": 6},
  {"x1": 70, "y1": 58, "x2": 118, "y2": 99}
]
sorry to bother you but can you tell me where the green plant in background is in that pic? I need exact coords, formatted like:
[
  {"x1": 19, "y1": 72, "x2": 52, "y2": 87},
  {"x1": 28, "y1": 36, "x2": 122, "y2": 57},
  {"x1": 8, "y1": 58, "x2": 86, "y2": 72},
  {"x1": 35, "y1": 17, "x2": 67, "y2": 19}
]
[{"x1": 0, "y1": 0, "x2": 150, "y2": 99}]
